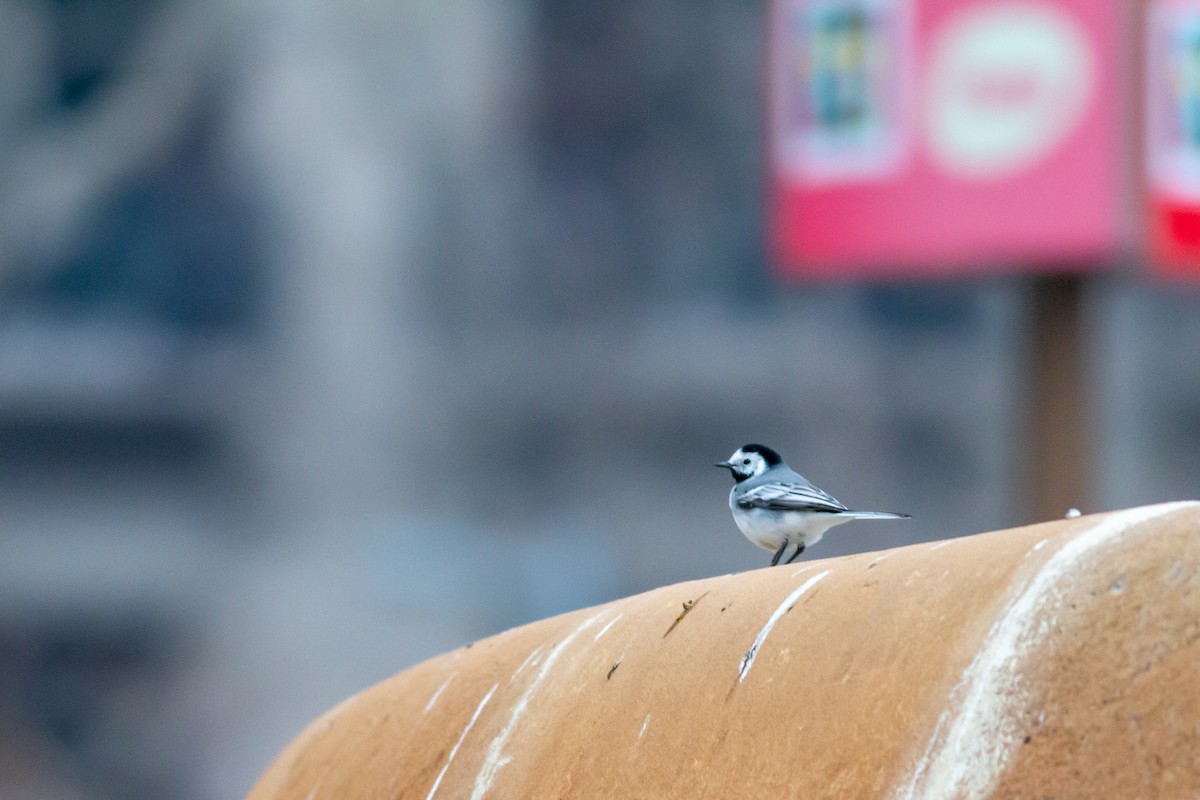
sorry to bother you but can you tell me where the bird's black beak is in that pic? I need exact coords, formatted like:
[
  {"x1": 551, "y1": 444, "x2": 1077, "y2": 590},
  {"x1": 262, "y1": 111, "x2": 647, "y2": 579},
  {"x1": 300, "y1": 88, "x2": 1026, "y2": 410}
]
[{"x1": 714, "y1": 461, "x2": 734, "y2": 470}]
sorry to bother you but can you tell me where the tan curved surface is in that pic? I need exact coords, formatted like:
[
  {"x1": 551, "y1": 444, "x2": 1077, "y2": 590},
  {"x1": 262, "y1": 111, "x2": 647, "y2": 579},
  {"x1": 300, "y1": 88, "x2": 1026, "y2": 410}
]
[{"x1": 247, "y1": 502, "x2": 1200, "y2": 799}]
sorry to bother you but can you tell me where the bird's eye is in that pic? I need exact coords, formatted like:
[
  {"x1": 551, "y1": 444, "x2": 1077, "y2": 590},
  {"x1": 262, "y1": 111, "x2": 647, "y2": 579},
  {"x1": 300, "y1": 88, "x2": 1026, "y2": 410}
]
[{"x1": 742, "y1": 458, "x2": 751, "y2": 465}]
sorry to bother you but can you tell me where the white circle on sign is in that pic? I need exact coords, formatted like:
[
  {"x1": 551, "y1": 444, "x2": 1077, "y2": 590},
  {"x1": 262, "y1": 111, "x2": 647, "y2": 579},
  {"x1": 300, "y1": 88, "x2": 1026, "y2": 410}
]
[{"x1": 924, "y1": 3, "x2": 1095, "y2": 181}]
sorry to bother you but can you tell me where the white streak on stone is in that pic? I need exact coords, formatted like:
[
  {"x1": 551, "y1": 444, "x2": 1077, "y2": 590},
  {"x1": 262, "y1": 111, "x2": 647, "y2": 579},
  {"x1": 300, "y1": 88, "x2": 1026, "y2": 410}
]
[
  {"x1": 424, "y1": 672, "x2": 457, "y2": 714},
  {"x1": 639, "y1": 714, "x2": 651, "y2": 739},
  {"x1": 870, "y1": 551, "x2": 895, "y2": 567},
  {"x1": 594, "y1": 612, "x2": 623, "y2": 642},
  {"x1": 1023, "y1": 539, "x2": 1050, "y2": 559},
  {"x1": 305, "y1": 779, "x2": 322, "y2": 800},
  {"x1": 930, "y1": 540, "x2": 955, "y2": 551},
  {"x1": 425, "y1": 683, "x2": 498, "y2": 800},
  {"x1": 738, "y1": 570, "x2": 830, "y2": 683},
  {"x1": 890, "y1": 502, "x2": 1195, "y2": 800},
  {"x1": 510, "y1": 645, "x2": 544, "y2": 683},
  {"x1": 471, "y1": 611, "x2": 605, "y2": 800},
  {"x1": 790, "y1": 564, "x2": 819, "y2": 578}
]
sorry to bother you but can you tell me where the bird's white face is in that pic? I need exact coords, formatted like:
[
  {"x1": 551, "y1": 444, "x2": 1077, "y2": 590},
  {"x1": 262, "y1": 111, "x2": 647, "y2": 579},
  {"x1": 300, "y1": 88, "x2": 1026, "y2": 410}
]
[{"x1": 725, "y1": 448, "x2": 770, "y2": 481}]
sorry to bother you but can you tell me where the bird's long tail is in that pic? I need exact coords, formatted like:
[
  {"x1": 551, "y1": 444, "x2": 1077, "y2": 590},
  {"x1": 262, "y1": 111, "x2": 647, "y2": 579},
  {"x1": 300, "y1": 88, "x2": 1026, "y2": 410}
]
[{"x1": 842, "y1": 510, "x2": 911, "y2": 520}]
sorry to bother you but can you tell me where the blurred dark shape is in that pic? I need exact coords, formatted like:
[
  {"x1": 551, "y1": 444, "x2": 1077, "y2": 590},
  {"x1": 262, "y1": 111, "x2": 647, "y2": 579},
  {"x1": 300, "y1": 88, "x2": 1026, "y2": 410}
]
[
  {"x1": 0, "y1": 613, "x2": 186, "y2": 800},
  {"x1": 5, "y1": 112, "x2": 261, "y2": 332}
]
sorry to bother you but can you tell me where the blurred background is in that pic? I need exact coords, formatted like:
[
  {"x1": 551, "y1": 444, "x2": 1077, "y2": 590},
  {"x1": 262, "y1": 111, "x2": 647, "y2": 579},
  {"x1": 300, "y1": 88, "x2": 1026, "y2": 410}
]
[{"x1": 1, "y1": 1, "x2": 1198, "y2": 798}]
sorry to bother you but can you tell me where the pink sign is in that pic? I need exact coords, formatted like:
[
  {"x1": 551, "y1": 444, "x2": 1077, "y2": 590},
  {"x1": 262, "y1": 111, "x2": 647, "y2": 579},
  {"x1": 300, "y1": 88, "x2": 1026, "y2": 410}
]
[
  {"x1": 1146, "y1": 0, "x2": 1200, "y2": 274},
  {"x1": 768, "y1": 0, "x2": 1122, "y2": 277}
]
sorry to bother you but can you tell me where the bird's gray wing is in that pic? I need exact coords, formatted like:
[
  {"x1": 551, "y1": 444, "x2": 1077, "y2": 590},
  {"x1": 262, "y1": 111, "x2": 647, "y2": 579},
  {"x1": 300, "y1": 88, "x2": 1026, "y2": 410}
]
[{"x1": 736, "y1": 481, "x2": 848, "y2": 513}]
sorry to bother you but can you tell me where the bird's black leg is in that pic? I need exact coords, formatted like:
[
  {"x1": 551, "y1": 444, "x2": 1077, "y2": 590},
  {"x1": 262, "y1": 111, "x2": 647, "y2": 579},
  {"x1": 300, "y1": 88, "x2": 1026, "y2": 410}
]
[
  {"x1": 770, "y1": 540, "x2": 789, "y2": 567},
  {"x1": 785, "y1": 543, "x2": 805, "y2": 564}
]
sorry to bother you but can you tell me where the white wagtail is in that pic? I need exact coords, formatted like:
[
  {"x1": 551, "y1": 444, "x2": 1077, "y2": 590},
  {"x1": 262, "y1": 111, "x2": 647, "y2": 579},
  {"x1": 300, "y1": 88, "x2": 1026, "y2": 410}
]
[{"x1": 716, "y1": 444, "x2": 910, "y2": 566}]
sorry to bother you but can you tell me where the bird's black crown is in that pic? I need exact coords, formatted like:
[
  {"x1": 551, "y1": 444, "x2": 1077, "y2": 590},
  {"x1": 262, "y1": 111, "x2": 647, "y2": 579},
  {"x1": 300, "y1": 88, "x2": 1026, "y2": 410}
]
[{"x1": 740, "y1": 443, "x2": 783, "y2": 466}]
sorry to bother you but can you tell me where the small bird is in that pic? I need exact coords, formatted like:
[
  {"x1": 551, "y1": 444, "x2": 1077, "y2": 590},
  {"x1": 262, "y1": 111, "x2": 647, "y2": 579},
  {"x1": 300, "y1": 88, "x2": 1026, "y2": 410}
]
[{"x1": 716, "y1": 444, "x2": 909, "y2": 566}]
